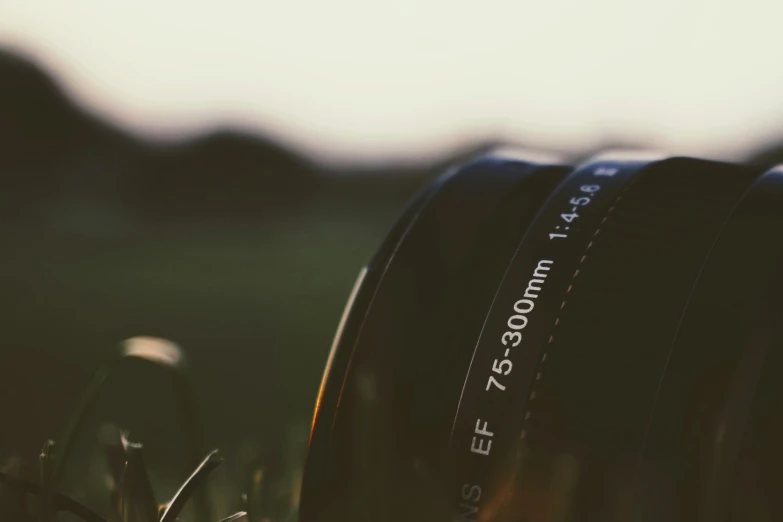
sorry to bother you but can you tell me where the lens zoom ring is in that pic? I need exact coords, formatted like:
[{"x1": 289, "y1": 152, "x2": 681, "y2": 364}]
[{"x1": 519, "y1": 158, "x2": 761, "y2": 515}]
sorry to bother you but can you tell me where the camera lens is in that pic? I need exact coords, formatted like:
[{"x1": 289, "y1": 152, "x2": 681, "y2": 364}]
[{"x1": 300, "y1": 151, "x2": 783, "y2": 522}]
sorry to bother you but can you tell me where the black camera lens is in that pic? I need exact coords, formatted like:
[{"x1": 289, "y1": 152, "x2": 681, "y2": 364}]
[{"x1": 299, "y1": 151, "x2": 783, "y2": 522}]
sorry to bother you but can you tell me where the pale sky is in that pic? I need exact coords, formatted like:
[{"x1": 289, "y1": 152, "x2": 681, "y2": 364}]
[{"x1": 1, "y1": 1, "x2": 782, "y2": 165}]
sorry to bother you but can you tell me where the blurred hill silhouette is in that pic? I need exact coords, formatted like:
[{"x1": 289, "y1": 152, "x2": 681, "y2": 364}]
[
  {"x1": 3, "y1": 46, "x2": 782, "y2": 228},
  {"x1": 0, "y1": 48, "x2": 455, "y2": 231}
]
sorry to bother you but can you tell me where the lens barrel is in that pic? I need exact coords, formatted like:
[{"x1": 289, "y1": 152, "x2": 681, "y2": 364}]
[{"x1": 300, "y1": 151, "x2": 783, "y2": 522}]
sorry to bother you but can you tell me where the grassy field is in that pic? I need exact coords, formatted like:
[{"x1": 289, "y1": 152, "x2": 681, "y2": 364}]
[{"x1": 0, "y1": 193, "x2": 411, "y2": 521}]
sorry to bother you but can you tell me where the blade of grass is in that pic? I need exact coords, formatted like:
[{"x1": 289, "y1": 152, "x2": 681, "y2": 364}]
[
  {"x1": 119, "y1": 337, "x2": 213, "y2": 522},
  {"x1": 244, "y1": 461, "x2": 264, "y2": 522},
  {"x1": 159, "y1": 450, "x2": 223, "y2": 522},
  {"x1": 0, "y1": 457, "x2": 32, "y2": 522},
  {"x1": 49, "y1": 337, "x2": 213, "y2": 521},
  {"x1": 119, "y1": 435, "x2": 158, "y2": 522},
  {"x1": 98, "y1": 424, "x2": 128, "y2": 516},
  {"x1": 38, "y1": 439, "x2": 55, "y2": 522},
  {"x1": 0, "y1": 471, "x2": 109, "y2": 522}
]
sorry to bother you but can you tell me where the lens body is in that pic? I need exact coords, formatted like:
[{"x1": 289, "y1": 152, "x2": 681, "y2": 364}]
[{"x1": 300, "y1": 152, "x2": 783, "y2": 522}]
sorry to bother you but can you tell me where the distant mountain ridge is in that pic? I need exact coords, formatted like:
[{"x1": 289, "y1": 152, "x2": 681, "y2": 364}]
[
  {"x1": 0, "y1": 49, "x2": 442, "y2": 228},
  {"x1": 3, "y1": 47, "x2": 782, "y2": 229}
]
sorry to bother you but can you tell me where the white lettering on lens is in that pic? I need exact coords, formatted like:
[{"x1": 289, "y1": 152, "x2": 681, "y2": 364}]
[
  {"x1": 455, "y1": 502, "x2": 479, "y2": 522},
  {"x1": 470, "y1": 419, "x2": 493, "y2": 456},
  {"x1": 455, "y1": 484, "x2": 482, "y2": 522},
  {"x1": 461, "y1": 484, "x2": 482, "y2": 502},
  {"x1": 489, "y1": 259, "x2": 554, "y2": 393},
  {"x1": 501, "y1": 331, "x2": 522, "y2": 347},
  {"x1": 594, "y1": 167, "x2": 617, "y2": 176},
  {"x1": 532, "y1": 259, "x2": 553, "y2": 280}
]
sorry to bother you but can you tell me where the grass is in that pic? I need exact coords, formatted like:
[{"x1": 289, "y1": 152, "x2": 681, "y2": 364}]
[
  {"x1": 0, "y1": 336, "x2": 304, "y2": 522},
  {"x1": 0, "y1": 196, "x2": 409, "y2": 522}
]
